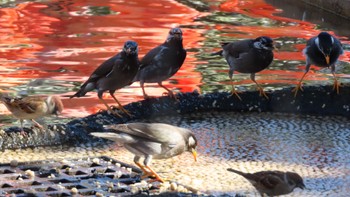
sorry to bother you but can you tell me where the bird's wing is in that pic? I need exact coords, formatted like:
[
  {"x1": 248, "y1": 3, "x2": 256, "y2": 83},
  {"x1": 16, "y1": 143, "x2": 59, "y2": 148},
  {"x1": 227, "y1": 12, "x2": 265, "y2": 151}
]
[
  {"x1": 306, "y1": 36, "x2": 316, "y2": 47},
  {"x1": 334, "y1": 38, "x2": 344, "y2": 55},
  {"x1": 105, "y1": 123, "x2": 184, "y2": 146},
  {"x1": 258, "y1": 173, "x2": 283, "y2": 189},
  {"x1": 139, "y1": 45, "x2": 165, "y2": 69},
  {"x1": 3, "y1": 96, "x2": 44, "y2": 114},
  {"x1": 85, "y1": 53, "x2": 122, "y2": 82},
  {"x1": 223, "y1": 40, "x2": 252, "y2": 58},
  {"x1": 90, "y1": 131, "x2": 139, "y2": 144}
]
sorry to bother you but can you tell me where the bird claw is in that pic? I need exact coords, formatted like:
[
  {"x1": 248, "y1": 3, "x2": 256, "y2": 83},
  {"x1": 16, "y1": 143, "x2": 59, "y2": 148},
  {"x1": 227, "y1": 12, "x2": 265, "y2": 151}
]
[
  {"x1": 257, "y1": 87, "x2": 269, "y2": 99},
  {"x1": 111, "y1": 105, "x2": 132, "y2": 117},
  {"x1": 143, "y1": 94, "x2": 157, "y2": 100},
  {"x1": 163, "y1": 91, "x2": 178, "y2": 101},
  {"x1": 333, "y1": 80, "x2": 340, "y2": 94},
  {"x1": 140, "y1": 171, "x2": 165, "y2": 183},
  {"x1": 292, "y1": 84, "x2": 304, "y2": 97},
  {"x1": 20, "y1": 130, "x2": 28, "y2": 136},
  {"x1": 107, "y1": 109, "x2": 123, "y2": 118},
  {"x1": 231, "y1": 89, "x2": 242, "y2": 101},
  {"x1": 141, "y1": 172, "x2": 155, "y2": 179}
]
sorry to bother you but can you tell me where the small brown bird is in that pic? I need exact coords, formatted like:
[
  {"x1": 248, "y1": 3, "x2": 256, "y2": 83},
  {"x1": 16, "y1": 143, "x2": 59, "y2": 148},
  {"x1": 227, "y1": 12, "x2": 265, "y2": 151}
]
[
  {"x1": 227, "y1": 168, "x2": 305, "y2": 197},
  {"x1": 70, "y1": 41, "x2": 139, "y2": 117},
  {"x1": 0, "y1": 94, "x2": 64, "y2": 134},
  {"x1": 212, "y1": 36, "x2": 275, "y2": 100},
  {"x1": 133, "y1": 28, "x2": 187, "y2": 99},
  {"x1": 90, "y1": 123, "x2": 198, "y2": 183},
  {"x1": 292, "y1": 32, "x2": 344, "y2": 97}
]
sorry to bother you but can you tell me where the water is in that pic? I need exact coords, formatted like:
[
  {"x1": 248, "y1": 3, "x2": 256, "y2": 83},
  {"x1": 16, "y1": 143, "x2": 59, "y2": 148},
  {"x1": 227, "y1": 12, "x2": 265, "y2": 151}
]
[{"x1": 0, "y1": 1, "x2": 349, "y2": 120}]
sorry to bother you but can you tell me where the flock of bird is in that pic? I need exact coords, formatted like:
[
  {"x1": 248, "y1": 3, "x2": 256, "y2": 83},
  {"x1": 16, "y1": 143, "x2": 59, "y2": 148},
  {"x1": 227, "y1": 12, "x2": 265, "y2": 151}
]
[{"x1": 0, "y1": 27, "x2": 344, "y2": 196}]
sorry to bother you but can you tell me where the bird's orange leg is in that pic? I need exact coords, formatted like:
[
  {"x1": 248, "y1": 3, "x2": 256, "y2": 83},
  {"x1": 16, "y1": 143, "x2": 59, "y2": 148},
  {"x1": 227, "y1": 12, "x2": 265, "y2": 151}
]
[
  {"x1": 145, "y1": 165, "x2": 165, "y2": 183},
  {"x1": 134, "y1": 162, "x2": 154, "y2": 178},
  {"x1": 31, "y1": 119, "x2": 44, "y2": 129},
  {"x1": 99, "y1": 98, "x2": 122, "y2": 117},
  {"x1": 158, "y1": 82, "x2": 177, "y2": 100},
  {"x1": 332, "y1": 72, "x2": 340, "y2": 94},
  {"x1": 110, "y1": 94, "x2": 132, "y2": 117},
  {"x1": 230, "y1": 78, "x2": 242, "y2": 101},
  {"x1": 141, "y1": 82, "x2": 154, "y2": 99},
  {"x1": 250, "y1": 73, "x2": 268, "y2": 99},
  {"x1": 292, "y1": 72, "x2": 308, "y2": 97}
]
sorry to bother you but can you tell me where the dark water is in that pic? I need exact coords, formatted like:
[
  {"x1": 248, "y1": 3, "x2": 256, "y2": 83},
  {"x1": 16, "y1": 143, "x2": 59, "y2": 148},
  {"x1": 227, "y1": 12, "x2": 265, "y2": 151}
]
[{"x1": 0, "y1": 0, "x2": 349, "y2": 122}]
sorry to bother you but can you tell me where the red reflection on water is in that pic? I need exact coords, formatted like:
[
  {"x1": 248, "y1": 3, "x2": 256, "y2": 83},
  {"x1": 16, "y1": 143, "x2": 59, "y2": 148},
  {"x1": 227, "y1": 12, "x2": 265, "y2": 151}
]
[
  {"x1": 0, "y1": 0, "x2": 349, "y2": 120},
  {"x1": 0, "y1": 0, "x2": 205, "y2": 118},
  {"x1": 214, "y1": 0, "x2": 350, "y2": 87}
]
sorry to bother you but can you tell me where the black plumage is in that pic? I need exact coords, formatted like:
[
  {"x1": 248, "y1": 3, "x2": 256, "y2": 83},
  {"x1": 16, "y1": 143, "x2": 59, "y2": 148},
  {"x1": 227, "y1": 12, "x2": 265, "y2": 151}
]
[
  {"x1": 70, "y1": 41, "x2": 139, "y2": 117},
  {"x1": 213, "y1": 36, "x2": 275, "y2": 100},
  {"x1": 293, "y1": 32, "x2": 344, "y2": 96},
  {"x1": 134, "y1": 27, "x2": 187, "y2": 99}
]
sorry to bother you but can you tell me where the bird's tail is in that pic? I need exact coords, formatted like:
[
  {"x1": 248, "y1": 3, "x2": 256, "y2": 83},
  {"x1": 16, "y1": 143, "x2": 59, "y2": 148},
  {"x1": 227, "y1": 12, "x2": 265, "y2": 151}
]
[
  {"x1": 227, "y1": 168, "x2": 257, "y2": 180},
  {"x1": 211, "y1": 50, "x2": 223, "y2": 56},
  {"x1": 227, "y1": 168, "x2": 246, "y2": 176},
  {"x1": 69, "y1": 89, "x2": 86, "y2": 99},
  {"x1": 69, "y1": 82, "x2": 93, "y2": 98},
  {"x1": 90, "y1": 132, "x2": 120, "y2": 140}
]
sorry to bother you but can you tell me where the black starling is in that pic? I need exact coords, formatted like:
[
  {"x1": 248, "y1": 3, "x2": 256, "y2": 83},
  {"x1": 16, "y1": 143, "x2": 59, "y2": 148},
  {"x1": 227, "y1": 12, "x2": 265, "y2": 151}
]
[
  {"x1": 91, "y1": 123, "x2": 198, "y2": 183},
  {"x1": 213, "y1": 36, "x2": 275, "y2": 100},
  {"x1": 293, "y1": 32, "x2": 344, "y2": 96},
  {"x1": 134, "y1": 27, "x2": 187, "y2": 99},
  {"x1": 70, "y1": 41, "x2": 139, "y2": 117}
]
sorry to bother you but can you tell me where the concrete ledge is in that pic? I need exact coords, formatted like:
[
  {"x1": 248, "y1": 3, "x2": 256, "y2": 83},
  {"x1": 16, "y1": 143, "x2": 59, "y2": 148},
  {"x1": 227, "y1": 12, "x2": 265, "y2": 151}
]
[{"x1": 1, "y1": 84, "x2": 349, "y2": 150}]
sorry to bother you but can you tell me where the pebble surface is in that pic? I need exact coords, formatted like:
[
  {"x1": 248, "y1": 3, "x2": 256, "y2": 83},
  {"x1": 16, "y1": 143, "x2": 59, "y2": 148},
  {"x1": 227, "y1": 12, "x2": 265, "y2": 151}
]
[{"x1": 1, "y1": 111, "x2": 349, "y2": 196}]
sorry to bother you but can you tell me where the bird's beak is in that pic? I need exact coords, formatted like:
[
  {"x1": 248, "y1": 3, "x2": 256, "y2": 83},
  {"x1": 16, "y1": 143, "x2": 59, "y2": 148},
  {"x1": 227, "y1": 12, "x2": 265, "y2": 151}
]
[
  {"x1": 174, "y1": 33, "x2": 182, "y2": 39},
  {"x1": 273, "y1": 45, "x2": 279, "y2": 51},
  {"x1": 192, "y1": 149, "x2": 197, "y2": 162},
  {"x1": 325, "y1": 55, "x2": 330, "y2": 64},
  {"x1": 298, "y1": 183, "x2": 306, "y2": 189},
  {"x1": 126, "y1": 48, "x2": 132, "y2": 55}
]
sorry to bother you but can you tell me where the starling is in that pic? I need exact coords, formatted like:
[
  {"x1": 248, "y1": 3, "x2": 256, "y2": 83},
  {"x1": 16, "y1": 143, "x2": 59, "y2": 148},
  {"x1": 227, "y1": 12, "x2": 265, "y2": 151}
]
[
  {"x1": 134, "y1": 28, "x2": 187, "y2": 99},
  {"x1": 70, "y1": 41, "x2": 139, "y2": 117},
  {"x1": 293, "y1": 32, "x2": 344, "y2": 96},
  {"x1": 213, "y1": 36, "x2": 275, "y2": 100}
]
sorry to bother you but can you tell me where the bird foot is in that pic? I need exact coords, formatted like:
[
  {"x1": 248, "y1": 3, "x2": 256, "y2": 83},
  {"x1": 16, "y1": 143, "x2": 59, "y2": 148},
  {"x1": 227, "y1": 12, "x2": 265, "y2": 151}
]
[
  {"x1": 231, "y1": 89, "x2": 242, "y2": 101},
  {"x1": 111, "y1": 105, "x2": 132, "y2": 117},
  {"x1": 106, "y1": 109, "x2": 123, "y2": 118},
  {"x1": 140, "y1": 171, "x2": 166, "y2": 183},
  {"x1": 20, "y1": 129, "x2": 28, "y2": 136},
  {"x1": 257, "y1": 87, "x2": 269, "y2": 99},
  {"x1": 333, "y1": 80, "x2": 340, "y2": 94},
  {"x1": 292, "y1": 83, "x2": 304, "y2": 97},
  {"x1": 32, "y1": 120, "x2": 45, "y2": 131},
  {"x1": 141, "y1": 171, "x2": 155, "y2": 179},
  {"x1": 143, "y1": 94, "x2": 157, "y2": 100},
  {"x1": 162, "y1": 91, "x2": 178, "y2": 101}
]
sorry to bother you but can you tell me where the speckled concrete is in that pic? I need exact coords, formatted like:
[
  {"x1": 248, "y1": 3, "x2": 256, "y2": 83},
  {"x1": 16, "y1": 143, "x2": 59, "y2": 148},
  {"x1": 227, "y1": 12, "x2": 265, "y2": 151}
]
[{"x1": 1, "y1": 112, "x2": 349, "y2": 196}]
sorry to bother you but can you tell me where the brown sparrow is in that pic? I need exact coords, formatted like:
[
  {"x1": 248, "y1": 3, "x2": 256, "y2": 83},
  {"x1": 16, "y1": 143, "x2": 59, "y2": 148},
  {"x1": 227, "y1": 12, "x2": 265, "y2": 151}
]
[
  {"x1": 227, "y1": 168, "x2": 305, "y2": 196},
  {"x1": 0, "y1": 94, "x2": 64, "y2": 134}
]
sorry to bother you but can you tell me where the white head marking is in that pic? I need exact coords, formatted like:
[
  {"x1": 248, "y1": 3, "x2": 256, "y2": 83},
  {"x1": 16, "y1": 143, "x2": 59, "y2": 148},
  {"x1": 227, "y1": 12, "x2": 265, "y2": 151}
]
[{"x1": 188, "y1": 136, "x2": 196, "y2": 147}]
